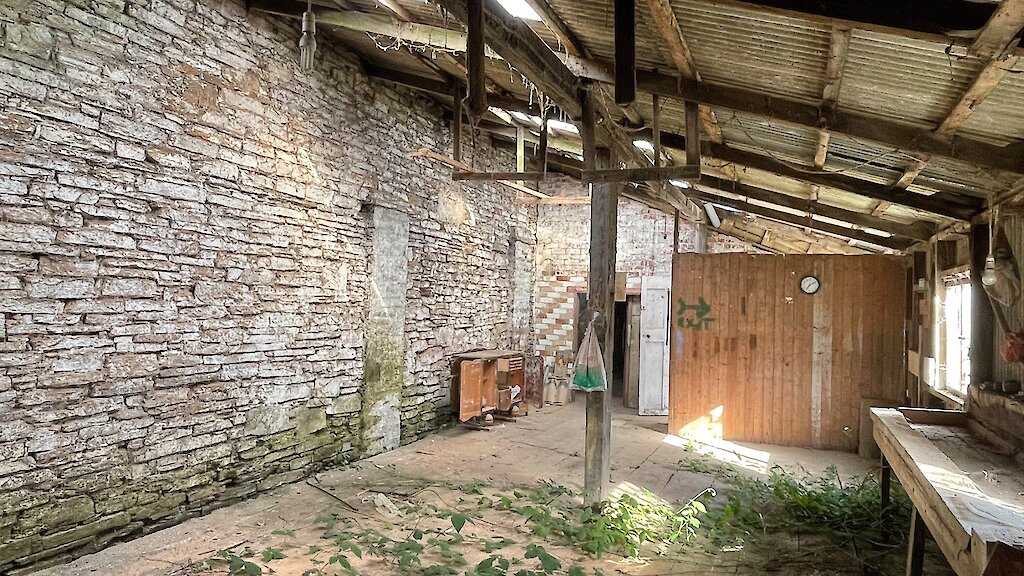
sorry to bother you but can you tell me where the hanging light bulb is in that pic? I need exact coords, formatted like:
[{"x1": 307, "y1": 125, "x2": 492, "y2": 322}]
[
  {"x1": 983, "y1": 203, "x2": 1000, "y2": 286},
  {"x1": 299, "y1": 0, "x2": 316, "y2": 72},
  {"x1": 983, "y1": 255, "x2": 999, "y2": 286}
]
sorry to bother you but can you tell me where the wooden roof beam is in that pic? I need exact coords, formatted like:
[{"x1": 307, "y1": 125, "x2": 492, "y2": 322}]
[
  {"x1": 434, "y1": 0, "x2": 581, "y2": 118},
  {"x1": 695, "y1": 174, "x2": 935, "y2": 240},
  {"x1": 628, "y1": 125, "x2": 981, "y2": 220},
  {"x1": 898, "y1": 5, "x2": 1021, "y2": 188},
  {"x1": 692, "y1": 190, "x2": 911, "y2": 251},
  {"x1": 815, "y1": 26, "x2": 851, "y2": 169},
  {"x1": 637, "y1": 72, "x2": 1024, "y2": 175},
  {"x1": 523, "y1": 0, "x2": 590, "y2": 57},
  {"x1": 702, "y1": 142, "x2": 980, "y2": 221},
  {"x1": 643, "y1": 0, "x2": 723, "y2": 143},
  {"x1": 972, "y1": 0, "x2": 1024, "y2": 59}
]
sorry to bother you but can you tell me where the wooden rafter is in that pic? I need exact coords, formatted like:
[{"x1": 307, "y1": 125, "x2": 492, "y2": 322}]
[
  {"x1": 937, "y1": 53, "x2": 1020, "y2": 138},
  {"x1": 704, "y1": 143, "x2": 979, "y2": 221},
  {"x1": 434, "y1": 0, "x2": 581, "y2": 117},
  {"x1": 972, "y1": 0, "x2": 1024, "y2": 59},
  {"x1": 695, "y1": 174, "x2": 934, "y2": 241},
  {"x1": 692, "y1": 190, "x2": 910, "y2": 250},
  {"x1": 815, "y1": 25, "x2": 851, "y2": 169},
  {"x1": 892, "y1": 157, "x2": 929, "y2": 190},
  {"x1": 896, "y1": 10, "x2": 1022, "y2": 188},
  {"x1": 523, "y1": 0, "x2": 589, "y2": 57},
  {"x1": 641, "y1": 73, "x2": 1024, "y2": 175},
  {"x1": 643, "y1": 0, "x2": 723, "y2": 143}
]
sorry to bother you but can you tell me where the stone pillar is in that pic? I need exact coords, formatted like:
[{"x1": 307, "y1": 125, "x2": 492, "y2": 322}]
[{"x1": 363, "y1": 207, "x2": 409, "y2": 456}]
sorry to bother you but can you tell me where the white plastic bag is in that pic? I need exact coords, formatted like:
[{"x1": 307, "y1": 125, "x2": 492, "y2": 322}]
[{"x1": 570, "y1": 321, "x2": 608, "y2": 392}]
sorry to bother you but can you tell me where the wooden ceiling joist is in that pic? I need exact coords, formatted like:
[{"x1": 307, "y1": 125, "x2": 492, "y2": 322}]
[
  {"x1": 815, "y1": 25, "x2": 851, "y2": 169},
  {"x1": 896, "y1": 4, "x2": 1022, "y2": 188},
  {"x1": 694, "y1": 174, "x2": 935, "y2": 241},
  {"x1": 434, "y1": 0, "x2": 582, "y2": 118},
  {"x1": 702, "y1": 143, "x2": 980, "y2": 221},
  {"x1": 972, "y1": 0, "x2": 1024, "y2": 59},
  {"x1": 691, "y1": 190, "x2": 910, "y2": 251},
  {"x1": 643, "y1": 0, "x2": 723, "y2": 143},
  {"x1": 937, "y1": 53, "x2": 1020, "y2": 139},
  {"x1": 639, "y1": 73, "x2": 1024, "y2": 175},
  {"x1": 524, "y1": 0, "x2": 590, "y2": 57}
]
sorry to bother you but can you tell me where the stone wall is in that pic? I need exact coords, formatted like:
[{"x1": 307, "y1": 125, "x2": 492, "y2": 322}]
[{"x1": 0, "y1": 0, "x2": 535, "y2": 571}]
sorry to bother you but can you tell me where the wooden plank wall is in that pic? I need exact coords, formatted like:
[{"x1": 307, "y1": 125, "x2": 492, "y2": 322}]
[{"x1": 669, "y1": 254, "x2": 907, "y2": 451}]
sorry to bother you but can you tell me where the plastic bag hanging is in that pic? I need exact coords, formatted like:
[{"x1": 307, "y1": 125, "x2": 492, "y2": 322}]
[{"x1": 570, "y1": 319, "x2": 608, "y2": 392}]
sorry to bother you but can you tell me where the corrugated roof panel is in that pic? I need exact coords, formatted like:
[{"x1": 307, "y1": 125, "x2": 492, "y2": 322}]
[
  {"x1": 960, "y1": 58, "x2": 1024, "y2": 146},
  {"x1": 840, "y1": 30, "x2": 983, "y2": 126},
  {"x1": 546, "y1": 0, "x2": 674, "y2": 72},
  {"x1": 715, "y1": 109, "x2": 820, "y2": 164},
  {"x1": 676, "y1": 0, "x2": 830, "y2": 103}
]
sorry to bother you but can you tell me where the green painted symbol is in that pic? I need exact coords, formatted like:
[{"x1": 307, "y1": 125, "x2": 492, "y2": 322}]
[{"x1": 676, "y1": 297, "x2": 715, "y2": 331}]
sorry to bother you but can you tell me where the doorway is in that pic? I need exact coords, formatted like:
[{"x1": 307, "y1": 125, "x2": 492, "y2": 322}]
[{"x1": 612, "y1": 300, "x2": 628, "y2": 398}]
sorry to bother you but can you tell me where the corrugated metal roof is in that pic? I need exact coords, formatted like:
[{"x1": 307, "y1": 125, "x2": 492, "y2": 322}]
[
  {"x1": 961, "y1": 58, "x2": 1024, "y2": 146},
  {"x1": 545, "y1": 0, "x2": 673, "y2": 71},
  {"x1": 839, "y1": 30, "x2": 982, "y2": 127},
  {"x1": 676, "y1": 0, "x2": 829, "y2": 104},
  {"x1": 293, "y1": 0, "x2": 1024, "y2": 246}
]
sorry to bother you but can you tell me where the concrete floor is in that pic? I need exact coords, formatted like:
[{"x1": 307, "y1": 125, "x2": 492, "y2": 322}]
[{"x1": 35, "y1": 402, "x2": 879, "y2": 576}]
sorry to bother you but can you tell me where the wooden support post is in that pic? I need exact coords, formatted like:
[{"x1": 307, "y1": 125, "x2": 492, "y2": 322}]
[
  {"x1": 585, "y1": 145, "x2": 616, "y2": 504},
  {"x1": 581, "y1": 87, "x2": 596, "y2": 173},
  {"x1": 582, "y1": 88, "x2": 614, "y2": 504},
  {"x1": 453, "y1": 87, "x2": 464, "y2": 163},
  {"x1": 684, "y1": 100, "x2": 701, "y2": 168},
  {"x1": 614, "y1": 0, "x2": 636, "y2": 105},
  {"x1": 970, "y1": 224, "x2": 995, "y2": 386},
  {"x1": 673, "y1": 208, "x2": 680, "y2": 253},
  {"x1": 466, "y1": 0, "x2": 486, "y2": 120},
  {"x1": 905, "y1": 507, "x2": 928, "y2": 576},
  {"x1": 653, "y1": 94, "x2": 662, "y2": 167}
]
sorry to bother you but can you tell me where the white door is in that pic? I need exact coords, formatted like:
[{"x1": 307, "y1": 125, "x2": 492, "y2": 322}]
[{"x1": 639, "y1": 276, "x2": 671, "y2": 415}]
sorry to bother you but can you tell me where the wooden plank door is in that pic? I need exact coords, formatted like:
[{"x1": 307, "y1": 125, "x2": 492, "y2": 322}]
[
  {"x1": 459, "y1": 360, "x2": 484, "y2": 422},
  {"x1": 639, "y1": 276, "x2": 671, "y2": 415}
]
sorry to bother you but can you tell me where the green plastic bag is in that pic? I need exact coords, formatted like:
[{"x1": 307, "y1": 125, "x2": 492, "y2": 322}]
[{"x1": 570, "y1": 321, "x2": 608, "y2": 392}]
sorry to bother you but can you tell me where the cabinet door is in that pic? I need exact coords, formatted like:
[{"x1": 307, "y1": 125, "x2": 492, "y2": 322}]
[{"x1": 459, "y1": 360, "x2": 484, "y2": 421}]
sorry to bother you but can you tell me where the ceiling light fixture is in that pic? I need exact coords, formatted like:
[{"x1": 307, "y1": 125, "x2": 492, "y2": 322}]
[{"x1": 299, "y1": 0, "x2": 317, "y2": 72}]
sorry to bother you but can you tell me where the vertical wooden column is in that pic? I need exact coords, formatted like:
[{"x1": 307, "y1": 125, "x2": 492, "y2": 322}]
[
  {"x1": 466, "y1": 0, "x2": 486, "y2": 120},
  {"x1": 970, "y1": 223, "x2": 994, "y2": 385},
  {"x1": 453, "y1": 87, "x2": 463, "y2": 163},
  {"x1": 582, "y1": 88, "x2": 616, "y2": 503},
  {"x1": 614, "y1": 0, "x2": 636, "y2": 104}
]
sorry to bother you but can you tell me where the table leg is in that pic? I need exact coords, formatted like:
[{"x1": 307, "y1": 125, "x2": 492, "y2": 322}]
[
  {"x1": 880, "y1": 454, "x2": 891, "y2": 543},
  {"x1": 905, "y1": 506, "x2": 928, "y2": 576}
]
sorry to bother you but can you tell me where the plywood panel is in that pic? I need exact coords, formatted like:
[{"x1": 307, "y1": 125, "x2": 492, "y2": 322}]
[{"x1": 669, "y1": 254, "x2": 907, "y2": 450}]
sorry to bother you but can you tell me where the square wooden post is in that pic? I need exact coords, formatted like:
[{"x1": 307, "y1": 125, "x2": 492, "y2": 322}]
[{"x1": 582, "y1": 88, "x2": 617, "y2": 504}]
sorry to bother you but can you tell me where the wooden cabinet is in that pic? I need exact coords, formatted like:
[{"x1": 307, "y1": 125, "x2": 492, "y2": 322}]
[{"x1": 451, "y1": 350, "x2": 525, "y2": 422}]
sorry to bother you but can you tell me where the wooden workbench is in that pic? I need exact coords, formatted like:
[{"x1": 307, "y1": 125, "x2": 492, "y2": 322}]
[{"x1": 870, "y1": 407, "x2": 1024, "y2": 575}]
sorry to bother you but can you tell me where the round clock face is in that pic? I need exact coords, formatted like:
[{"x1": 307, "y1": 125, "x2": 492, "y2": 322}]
[{"x1": 800, "y1": 275, "x2": 821, "y2": 295}]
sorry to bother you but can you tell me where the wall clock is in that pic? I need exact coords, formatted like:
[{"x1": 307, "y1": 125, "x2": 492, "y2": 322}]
[{"x1": 800, "y1": 275, "x2": 821, "y2": 295}]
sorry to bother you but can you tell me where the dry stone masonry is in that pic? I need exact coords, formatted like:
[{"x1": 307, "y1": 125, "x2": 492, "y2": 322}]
[{"x1": 0, "y1": 0, "x2": 535, "y2": 571}]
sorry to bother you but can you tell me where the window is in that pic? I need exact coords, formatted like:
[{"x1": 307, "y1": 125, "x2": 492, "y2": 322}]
[{"x1": 942, "y1": 281, "x2": 971, "y2": 396}]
